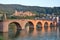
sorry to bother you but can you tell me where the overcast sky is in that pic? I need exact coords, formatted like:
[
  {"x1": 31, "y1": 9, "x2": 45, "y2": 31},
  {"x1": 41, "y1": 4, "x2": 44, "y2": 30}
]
[{"x1": 0, "y1": 0, "x2": 60, "y2": 7}]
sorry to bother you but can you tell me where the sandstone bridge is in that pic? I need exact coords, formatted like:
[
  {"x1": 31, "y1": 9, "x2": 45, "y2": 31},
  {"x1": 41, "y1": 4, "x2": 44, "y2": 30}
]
[{"x1": 0, "y1": 19, "x2": 56, "y2": 32}]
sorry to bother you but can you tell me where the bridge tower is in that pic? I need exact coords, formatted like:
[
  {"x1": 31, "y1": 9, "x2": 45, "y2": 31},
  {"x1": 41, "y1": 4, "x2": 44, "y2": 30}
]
[{"x1": 3, "y1": 13, "x2": 7, "y2": 20}]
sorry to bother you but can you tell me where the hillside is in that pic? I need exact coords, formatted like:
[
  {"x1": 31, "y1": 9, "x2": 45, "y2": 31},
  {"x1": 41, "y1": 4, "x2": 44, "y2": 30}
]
[{"x1": 0, "y1": 4, "x2": 60, "y2": 15}]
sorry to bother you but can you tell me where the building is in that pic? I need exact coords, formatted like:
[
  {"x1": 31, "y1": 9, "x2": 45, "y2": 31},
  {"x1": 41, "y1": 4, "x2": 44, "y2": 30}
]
[{"x1": 13, "y1": 10, "x2": 36, "y2": 17}]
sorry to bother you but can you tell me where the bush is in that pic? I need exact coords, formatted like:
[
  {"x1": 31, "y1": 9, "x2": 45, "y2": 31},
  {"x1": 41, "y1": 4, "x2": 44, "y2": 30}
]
[{"x1": 0, "y1": 36, "x2": 3, "y2": 40}]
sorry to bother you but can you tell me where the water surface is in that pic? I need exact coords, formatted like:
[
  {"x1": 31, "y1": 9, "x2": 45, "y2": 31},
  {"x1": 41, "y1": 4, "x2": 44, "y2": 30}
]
[{"x1": 0, "y1": 26, "x2": 60, "y2": 40}]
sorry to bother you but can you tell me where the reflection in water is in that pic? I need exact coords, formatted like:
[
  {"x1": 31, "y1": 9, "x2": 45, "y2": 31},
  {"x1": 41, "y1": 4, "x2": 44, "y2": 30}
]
[
  {"x1": 1, "y1": 26, "x2": 60, "y2": 40},
  {"x1": 15, "y1": 30, "x2": 21, "y2": 38}
]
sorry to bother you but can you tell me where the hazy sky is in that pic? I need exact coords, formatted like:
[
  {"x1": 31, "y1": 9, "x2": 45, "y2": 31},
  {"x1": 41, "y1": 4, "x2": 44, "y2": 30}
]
[{"x1": 0, "y1": 0, "x2": 60, "y2": 7}]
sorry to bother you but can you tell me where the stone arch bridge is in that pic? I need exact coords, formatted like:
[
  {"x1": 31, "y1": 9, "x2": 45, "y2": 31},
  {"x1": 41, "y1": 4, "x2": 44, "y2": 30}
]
[{"x1": 0, "y1": 19, "x2": 56, "y2": 32}]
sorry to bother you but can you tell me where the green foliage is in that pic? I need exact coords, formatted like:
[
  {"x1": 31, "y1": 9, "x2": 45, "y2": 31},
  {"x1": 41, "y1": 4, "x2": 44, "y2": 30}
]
[
  {"x1": 7, "y1": 15, "x2": 36, "y2": 19},
  {"x1": 0, "y1": 36, "x2": 3, "y2": 40},
  {"x1": 0, "y1": 4, "x2": 60, "y2": 20},
  {"x1": 0, "y1": 4, "x2": 60, "y2": 16}
]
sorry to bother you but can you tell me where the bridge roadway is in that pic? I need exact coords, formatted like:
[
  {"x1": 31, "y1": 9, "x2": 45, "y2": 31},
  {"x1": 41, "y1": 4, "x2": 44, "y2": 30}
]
[{"x1": 0, "y1": 19, "x2": 56, "y2": 32}]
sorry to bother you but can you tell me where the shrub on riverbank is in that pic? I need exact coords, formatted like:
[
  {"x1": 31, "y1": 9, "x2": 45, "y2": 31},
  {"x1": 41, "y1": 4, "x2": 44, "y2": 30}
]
[{"x1": 0, "y1": 36, "x2": 3, "y2": 40}]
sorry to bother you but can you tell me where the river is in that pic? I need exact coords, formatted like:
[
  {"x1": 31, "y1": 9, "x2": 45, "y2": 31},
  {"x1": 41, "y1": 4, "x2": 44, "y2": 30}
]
[{"x1": 0, "y1": 26, "x2": 60, "y2": 40}]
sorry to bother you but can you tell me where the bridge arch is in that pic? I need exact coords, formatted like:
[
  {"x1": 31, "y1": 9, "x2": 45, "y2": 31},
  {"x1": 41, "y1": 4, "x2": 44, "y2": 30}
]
[
  {"x1": 8, "y1": 22, "x2": 22, "y2": 33},
  {"x1": 36, "y1": 22, "x2": 42, "y2": 29},
  {"x1": 25, "y1": 21, "x2": 34, "y2": 30},
  {"x1": 50, "y1": 23, "x2": 55, "y2": 27},
  {"x1": 44, "y1": 22, "x2": 48, "y2": 29}
]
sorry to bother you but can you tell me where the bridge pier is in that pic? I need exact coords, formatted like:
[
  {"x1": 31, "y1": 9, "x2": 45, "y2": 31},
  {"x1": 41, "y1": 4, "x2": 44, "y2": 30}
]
[
  {"x1": 2, "y1": 21, "x2": 8, "y2": 32},
  {"x1": 34, "y1": 24, "x2": 36, "y2": 30},
  {"x1": 48, "y1": 23, "x2": 50, "y2": 31},
  {"x1": 0, "y1": 21, "x2": 8, "y2": 32},
  {"x1": 42, "y1": 23, "x2": 45, "y2": 32}
]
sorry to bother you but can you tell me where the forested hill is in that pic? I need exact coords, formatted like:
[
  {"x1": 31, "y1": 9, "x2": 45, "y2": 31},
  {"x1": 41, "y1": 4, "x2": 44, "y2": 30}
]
[{"x1": 0, "y1": 4, "x2": 60, "y2": 15}]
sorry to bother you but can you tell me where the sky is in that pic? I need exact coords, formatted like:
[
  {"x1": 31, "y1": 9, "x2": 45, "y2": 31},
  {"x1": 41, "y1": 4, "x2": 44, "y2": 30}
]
[{"x1": 0, "y1": 0, "x2": 60, "y2": 7}]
